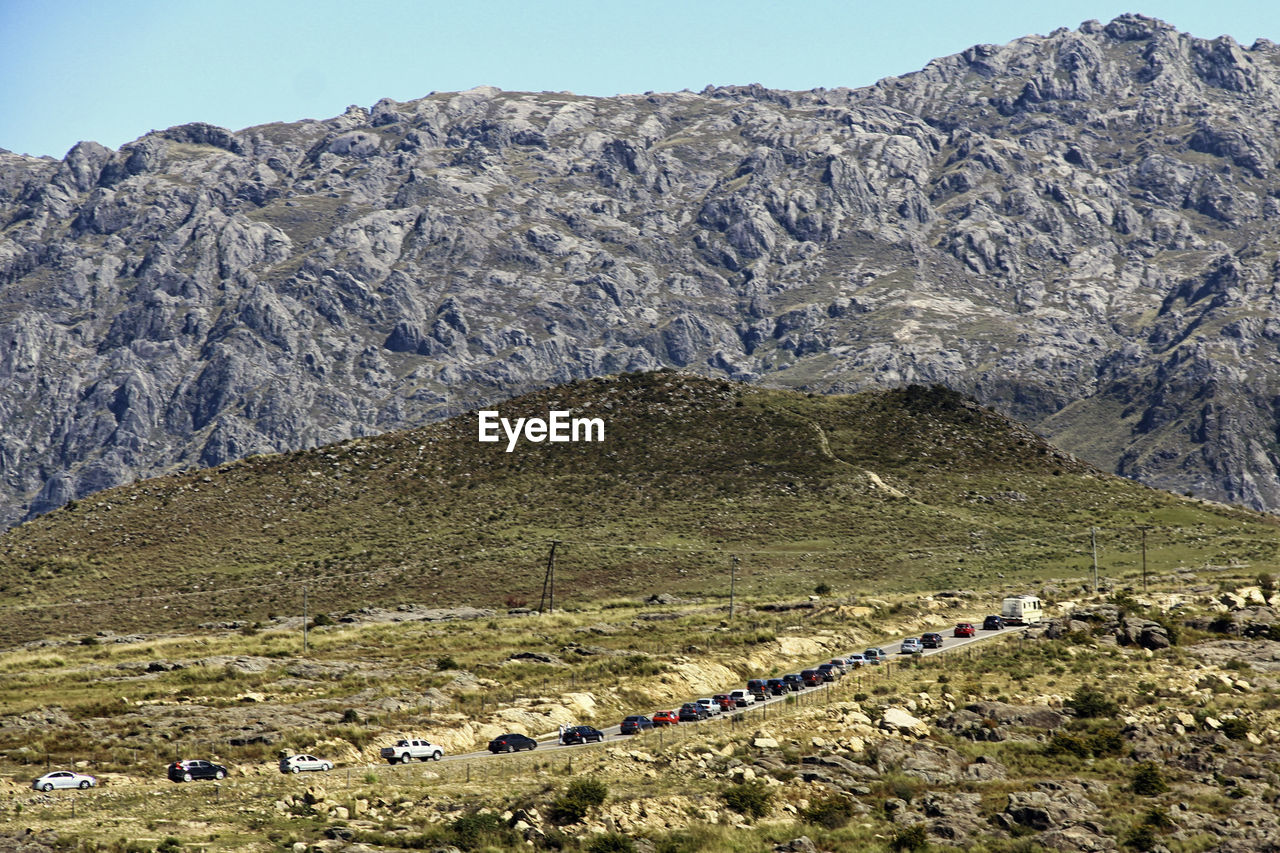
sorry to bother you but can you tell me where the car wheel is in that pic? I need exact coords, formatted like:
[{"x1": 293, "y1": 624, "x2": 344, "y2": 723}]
[
  {"x1": 432, "y1": 752, "x2": 442, "y2": 761},
  {"x1": 401, "y1": 753, "x2": 411, "y2": 764},
  {"x1": 529, "y1": 743, "x2": 537, "y2": 751},
  {"x1": 79, "y1": 780, "x2": 91, "y2": 789},
  {"x1": 322, "y1": 763, "x2": 332, "y2": 771},
  {"x1": 214, "y1": 770, "x2": 225, "y2": 780},
  {"x1": 290, "y1": 765, "x2": 301, "y2": 773},
  {"x1": 183, "y1": 772, "x2": 193, "y2": 782},
  {"x1": 41, "y1": 782, "x2": 53, "y2": 792}
]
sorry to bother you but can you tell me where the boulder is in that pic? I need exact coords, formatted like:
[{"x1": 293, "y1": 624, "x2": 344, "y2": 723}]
[{"x1": 881, "y1": 707, "x2": 930, "y2": 737}]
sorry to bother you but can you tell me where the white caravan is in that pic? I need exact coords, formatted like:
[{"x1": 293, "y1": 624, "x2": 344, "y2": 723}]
[{"x1": 1001, "y1": 595, "x2": 1043, "y2": 625}]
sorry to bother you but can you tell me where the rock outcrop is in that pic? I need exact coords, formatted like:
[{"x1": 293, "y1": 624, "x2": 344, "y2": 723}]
[{"x1": 6, "y1": 15, "x2": 1280, "y2": 524}]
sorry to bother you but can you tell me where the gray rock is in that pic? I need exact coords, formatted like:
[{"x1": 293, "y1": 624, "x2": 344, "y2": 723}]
[{"x1": 8, "y1": 16, "x2": 1280, "y2": 529}]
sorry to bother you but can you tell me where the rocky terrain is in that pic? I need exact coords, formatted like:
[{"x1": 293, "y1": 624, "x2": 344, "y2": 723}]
[
  {"x1": 2, "y1": 578, "x2": 1279, "y2": 852},
  {"x1": 6, "y1": 13, "x2": 1280, "y2": 525}
]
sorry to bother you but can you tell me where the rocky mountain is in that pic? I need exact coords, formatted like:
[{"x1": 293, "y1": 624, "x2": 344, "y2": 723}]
[{"x1": 4, "y1": 12, "x2": 1280, "y2": 526}]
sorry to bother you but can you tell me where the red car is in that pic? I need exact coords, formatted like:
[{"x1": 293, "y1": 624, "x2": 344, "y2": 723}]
[
  {"x1": 954, "y1": 622, "x2": 976, "y2": 638},
  {"x1": 712, "y1": 694, "x2": 738, "y2": 711},
  {"x1": 652, "y1": 710, "x2": 680, "y2": 727}
]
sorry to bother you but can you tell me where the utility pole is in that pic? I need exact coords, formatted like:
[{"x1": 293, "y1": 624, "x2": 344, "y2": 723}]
[
  {"x1": 1091, "y1": 527, "x2": 1099, "y2": 593},
  {"x1": 730, "y1": 555, "x2": 738, "y2": 619},
  {"x1": 302, "y1": 583, "x2": 309, "y2": 654},
  {"x1": 1141, "y1": 527, "x2": 1148, "y2": 594},
  {"x1": 539, "y1": 540, "x2": 560, "y2": 614}
]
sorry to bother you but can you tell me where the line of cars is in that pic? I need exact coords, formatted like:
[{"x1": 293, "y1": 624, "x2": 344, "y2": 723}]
[
  {"x1": 620, "y1": 618, "x2": 1011, "y2": 734},
  {"x1": 30, "y1": 615, "x2": 1015, "y2": 790}
]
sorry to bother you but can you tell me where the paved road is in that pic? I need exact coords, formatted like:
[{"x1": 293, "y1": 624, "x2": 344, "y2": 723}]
[{"x1": 432, "y1": 619, "x2": 1025, "y2": 763}]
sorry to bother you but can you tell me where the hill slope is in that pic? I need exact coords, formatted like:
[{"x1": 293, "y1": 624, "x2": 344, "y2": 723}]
[
  {"x1": 0, "y1": 373, "x2": 1273, "y2": 645},
  {"x1": 6, "y1": 16, "x2": 1280, "y2": 523}
]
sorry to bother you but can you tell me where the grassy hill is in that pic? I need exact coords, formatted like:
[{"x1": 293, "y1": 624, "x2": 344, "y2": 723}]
[{"x1": 0, "y1": 371, "x2": 1274, "y2": 645}]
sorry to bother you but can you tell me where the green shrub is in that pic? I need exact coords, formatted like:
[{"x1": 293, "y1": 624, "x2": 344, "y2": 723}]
[
  {"x1": 1220, "y1": 718, "x2": 1249, "y2": 740},
  {"x1": 889, "y1": 824, "x2": 928, "y2": 851},
  {"x1": 586, "y1": 833, "x2": 637, "y2": 853},
  {"x1": 1132, "y1": 763, "x2": 1168, "y2": 796},
  {"x1": 1123, "y1": 824, "x2": 1156, "y2": 850},
  {"x1": 565, "y1": 777, "x2": 609, "y2": 807},
  {"x1": 549, "y1": 777, "x2": 609, "y2": 824},
  {"x1": 449, "y1": 812, "x2": 515, "y2": 850},
  {"x1": 436, "y1": 655, "x2": 459, "y2": 670},
  {"x1": 721, "y1": 781, "x2": 773, "y2": 819},
  {"x1": 341, "y1": 708, "x2": 361, "y2": 724},
  {"x1": 1045, "y1": 732, "x2": 1091, "y2": 759},
  {"x1": 814, "y1": 582, "x2": 832, "y2": 595},
  {"x1": 801, "y1": 793, "x2": 856, "y2": 828},
  {"x1": 1067, "y1": 684, "x2": 1119, "y2": 718}
]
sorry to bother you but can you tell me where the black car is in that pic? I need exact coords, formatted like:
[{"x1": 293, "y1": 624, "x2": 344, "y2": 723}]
[
  {"x1": 801, "y1": 669, "x2": 824, "y2": 687},
  {"x1": 488, "y1": 733, "x2": 537, "y2": 753},
  {"x1": 921, "y1": 632, "x2": 944, "y2": 649},
  {"x1": 168, "y1": 759, "x2": 227, "y2": 783},
  {"x1": 766, "y1": 678, "x2": 788, "y2": 695},
  {"x1": 747, "y1": 678, "x2": 769, "y2": 698},
  {"x1": 817, "y1": 663, "x2": 839, "y2": 681},
  {"x1": 678, "y1": 704, "x2": 708, "y2": 722},
  {"x1": 562, "y1": 725, "x2": 605, "y2": 744},
  {"x1": 783, "y1": 673, "x2": 806, "y2": 691},
  {"x1": 983, "y1": 615, "x2": 1005, "y2": 630},
  {"x1": 620, "y1": 715, "x2": 654, "y2": 735}
]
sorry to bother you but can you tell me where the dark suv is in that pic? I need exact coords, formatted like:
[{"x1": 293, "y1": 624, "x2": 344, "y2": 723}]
[
  {"x1": 767, "y1": 678, "x2": 788, "y2": 695},
  {"x1": 620, "y1": 715, "x2": 654, "y2": 735},
  {"x1": 562, "y1": 725, "x2": 605, "y2": 744},
  {"x1": 983, "y1": 615, "x2": 1005, "y2": 630},
  {"x1": 747, "y1": 679, "x2": 769, "y2": 699},
  {"x1": 921, "y1": 632, "x2": 944, "y2": 649},
  {"x1": 783, "y1": 673, "x2": 806, "y2": 691},
  {"x1": 168, "y1": 759, "x2": 227, "y2": 782},
  {"x1": 678, "y1": 703, "x2": 709, "y2": 722}
]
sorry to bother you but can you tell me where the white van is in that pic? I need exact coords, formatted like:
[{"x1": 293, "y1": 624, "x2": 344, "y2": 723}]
[{"x1": 1001, "y1": 595, "x2": 1043, "y2": 625}]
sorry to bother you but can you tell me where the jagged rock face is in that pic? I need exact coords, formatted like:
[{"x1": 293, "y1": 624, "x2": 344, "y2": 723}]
[{"x1": 4, "y1": 13, "x2": 1280, "y2": 525}]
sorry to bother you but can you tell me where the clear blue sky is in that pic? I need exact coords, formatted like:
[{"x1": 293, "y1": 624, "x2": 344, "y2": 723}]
[{"x1": 3, "y1": 1, "x2": 1278, "y2": 159}]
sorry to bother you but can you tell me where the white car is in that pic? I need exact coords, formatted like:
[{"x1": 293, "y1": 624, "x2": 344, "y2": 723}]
[
  {"x1": 32, "y1": 770, "x2": 96, "y2": 791},
  {"x1": 844, "y1": 654, "x2": 866, "y2": 668},
  {"x1": 729, "y1": 689, "x2": 756, "y2": 706},
  {"x1": 280, "y1": 754, "x2": 333, "y2": 774},
  {"x1": 695, "y1": 698, "x2": 722, "y2": 716}
]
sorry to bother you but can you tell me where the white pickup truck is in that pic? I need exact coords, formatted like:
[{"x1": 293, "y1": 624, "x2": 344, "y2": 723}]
[{"x1": 379, "y1": 738, "x2": 444, "y2": 764}]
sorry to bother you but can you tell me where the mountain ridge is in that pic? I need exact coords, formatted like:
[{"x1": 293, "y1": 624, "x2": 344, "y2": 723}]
[{"x1": 5, "y1": 13, "x2": 1280, "y2": 525}]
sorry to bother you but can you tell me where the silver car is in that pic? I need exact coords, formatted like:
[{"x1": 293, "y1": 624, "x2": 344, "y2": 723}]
[
  {"x1": 33, "y1": 770, "x2": 96, "y2": 791},
  {"x1": 279, "y1": 754, "x2": 333, "y2": 774},
  {"x1": 863, "y1": 648, "x2": 888, "y2": 664},
  {"x1": 696, "y1": 698, "x2": 722, "y2": 716},
  {"x1": 900, "y1": 638, "x2": 923, "y2": 654}
]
